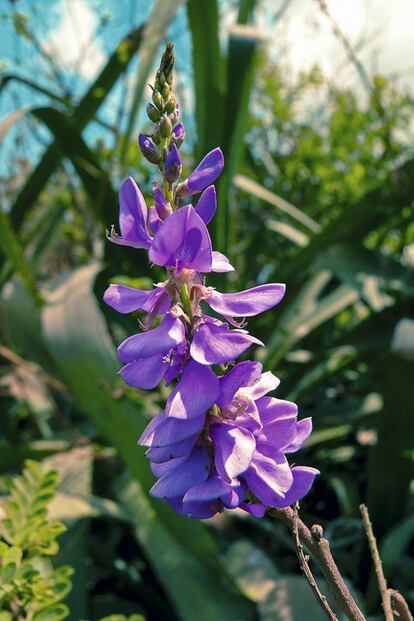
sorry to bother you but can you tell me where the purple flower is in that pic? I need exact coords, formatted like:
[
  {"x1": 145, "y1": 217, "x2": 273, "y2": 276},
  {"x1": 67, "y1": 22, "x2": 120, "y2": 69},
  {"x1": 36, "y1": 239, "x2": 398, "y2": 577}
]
[
  {"x1": 152, "y1": 183, "x2": 172, "y2": 220},
  {"x1": 105, "y1": 49, "x2": 318, "y2": 520},
  {"x1": 107, "y1": 177, "x2": 152, "y2": 249},
  {"x1": 165, "y1": 144, "x2": 182, "y2": 183},
  {"x1": 139, "y1": 134, "x2": 160, "y2": 164},
  {"x1": 177, "y1": 148, "x2": 224, "y2": 197}
]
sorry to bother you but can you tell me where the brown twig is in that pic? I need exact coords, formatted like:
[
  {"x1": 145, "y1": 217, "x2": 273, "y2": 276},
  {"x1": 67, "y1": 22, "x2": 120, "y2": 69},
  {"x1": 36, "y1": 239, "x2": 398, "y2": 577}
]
[
  {"x1": 360, "y1": 504, "x2": 393, "y2": 621},
  {"x1": 292, "y1": 503, "x2": 339, "y2": 620},
  {"x1": 268, "y1": 506, "x2": 366, "y2": 621},
  {"x1": 389, "y1": 589, "x2": 413, "y2": 621}
]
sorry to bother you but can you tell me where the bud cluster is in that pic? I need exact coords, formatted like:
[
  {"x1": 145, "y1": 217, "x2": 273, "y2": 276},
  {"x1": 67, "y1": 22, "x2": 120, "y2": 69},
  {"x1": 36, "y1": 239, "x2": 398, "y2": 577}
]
[{"x1": 139, "y1": 43, "x2": 185, "y2": 197}]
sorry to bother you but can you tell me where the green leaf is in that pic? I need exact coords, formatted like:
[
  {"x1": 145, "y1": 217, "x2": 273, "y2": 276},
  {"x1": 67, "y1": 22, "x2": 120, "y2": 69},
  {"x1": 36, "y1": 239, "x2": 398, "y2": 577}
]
[
  {"x1": 0, "y1": 209, "x2": 42, "y2": 305},
  {"x1": 216, "y1": 24, "x2": 262, "y2": 252},
  {"x1": 32, "y1": 604, "x2": 70, "y2": 621},
  {"x1": 10, "y1": 26, "x2": 144, "y2": 230},
  {"x1": 186, "y1": 0, "x2": 224, "y2": 159},
  {"x1": 234, "y1": 174, "x2": 320, "y2": 233}
]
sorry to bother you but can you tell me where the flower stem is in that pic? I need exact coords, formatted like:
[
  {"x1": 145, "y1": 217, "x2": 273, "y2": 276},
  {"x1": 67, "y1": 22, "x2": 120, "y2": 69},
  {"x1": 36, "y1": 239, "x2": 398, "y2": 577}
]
[
  {"x1": 268, "y1": 506, "x2": 366, "y2": 621},
  {"x1": 360, "y1": 504, "x2": 393, "y2": 621},
  {"x1": 179, "y1": 284, "x2": 193, "y2": 321}
]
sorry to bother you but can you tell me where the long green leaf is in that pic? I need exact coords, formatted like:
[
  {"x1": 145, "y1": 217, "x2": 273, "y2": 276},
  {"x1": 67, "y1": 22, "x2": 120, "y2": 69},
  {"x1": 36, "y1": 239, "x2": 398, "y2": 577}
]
[
  {"x1": 0, "y1": 208, "x2": 42, "y2": 305},
  {"x1": 234, "y1": 174, "x2": 320, "y2": 233},
  {"x1": 10, "y1": 26, "x2": 144, "y2": 229},
  {"x1": 186, "y1": 0, "x2": 225, "y2": 159},
  {"x1": 216, "y1": 24, "x2": 262, "y2": 252}
]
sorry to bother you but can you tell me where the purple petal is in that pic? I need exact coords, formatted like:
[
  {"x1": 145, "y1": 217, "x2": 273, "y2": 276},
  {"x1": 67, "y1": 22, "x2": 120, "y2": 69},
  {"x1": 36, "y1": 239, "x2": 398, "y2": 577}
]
[
  {"x1": 285, "y1": 418, "x2": 313, "y2": 453},
  {"x1": 211, "y1": 251, "x2": 235, "y2": 273},
  {"x1": 120, "y1": 355, "x2": 169, "y2": 389},
  {"x1": 149, "y1": 205, "x2": 213, "y2": 272},
  {"x1": 118, "y1": 313, "x2": 185, "y2": 362},
  {"x1": 150, "y1": 446, "x2": 210, "y2": 499},
  {"x1": 243, "y1": 451, "x2": 293, "y2": 506},
  {"x1": 169, "y1": 497, "x2": 219, "y2": 519},
  {"x1": 173, "y1": 122, "x2": 185, "y2": 139},
  {"x1": 239, "y1": 502, "x2": 266, "y2": 518},
  {"x1": 222, "y1": 480, "x2": 248, "y2": 508},
  {"x1": 183, "y1": 474, "x2": 233, "y2": 503},
  {"x1": 138, "y1": 410, "x2": 205, "y2": 447},
  {"x1": 146, "y1": 436, "x2": 196, "y2": 463},
  {"x1": 109, "y1": 177, "x2": 152, "y2": 249},
  {"x1": 210, "y1": 423, "x2": 255, "y2": 481},
  {"x1": 182, "y1": 148, "x2": 224, "y2": 195},
  {"x1": 241, "y1": 371, "x2": 280, "y2": 400},
  {"x1": 217, "y1": 361, "x2": 263, "y2": 407},
  {"x1": 255, "y1": 397, "x2": 299, "y2": 455},
  {"x1": 194, "y1": 186, "x2": 216, "y2": 225},
  {"x1": 271, "y1": 466, "x2": 320, "y2": 508},
  {"x1": 191, "y1": 321, "x2": 263, "y2": 365},
  {"x1": 104, "y1": 284, "x2": 170, "y2": 315},
  {"x1": 148, "y1": 205, "x2": 162, "y2": 233},
  {"x1": 166, "y1": 360, "x2": 220, "y2": 420},
  {"x1": 207, "y1": 283, "x2": 285, "y2": 318}
]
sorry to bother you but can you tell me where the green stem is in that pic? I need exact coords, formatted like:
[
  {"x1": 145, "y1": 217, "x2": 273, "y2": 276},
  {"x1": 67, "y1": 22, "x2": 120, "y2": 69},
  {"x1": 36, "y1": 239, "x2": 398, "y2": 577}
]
[{"x1": 179, "y1": 284, "x2": 193, "y2": 321}]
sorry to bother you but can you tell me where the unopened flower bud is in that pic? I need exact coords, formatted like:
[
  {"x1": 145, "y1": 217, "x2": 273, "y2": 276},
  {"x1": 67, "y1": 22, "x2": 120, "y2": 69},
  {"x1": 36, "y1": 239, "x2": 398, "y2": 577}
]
[
  {"x1": 165, "y1": 94, "x2": 176, "y2": 114},
  {"x1": 147, "y1": 103, "x2": 160, "y2": 123},
  {"x1": 138, "y1": 134, "x2": 160, "y2": 165},
  {"x1": 152, "y1": 129, "x2": 161, "y2": 145},
  {"x1": 164, "y1": 144, "x2": 182, "y2": 183},
  {"x1": 161, "y1": 82, "x2": 171, "y2": 99},
  {"x1": 152, "y1": 89, "x2": 164, "y2": 110},
  {"x1": 152, "y1": 182, "x2": 173, "y2": 219},
  {"x1": 170, "y1": 122, "x2": 186, "y2": 148},
  {"x1": 158, "y1": 114, "x2": 172, "y2": 138}
]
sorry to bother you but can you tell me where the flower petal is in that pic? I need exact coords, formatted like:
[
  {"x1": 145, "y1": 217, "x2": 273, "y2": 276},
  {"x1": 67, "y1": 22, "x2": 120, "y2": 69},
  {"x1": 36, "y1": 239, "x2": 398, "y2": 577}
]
[
  {"x1": 255, "y1": 397, "x2": 299, "y2": 455},
  {"x1": 183, "y1": 474, "x2": 233, "y2": 503},
  {"x1": 285, "y1": 418, "x2": 313, "y2": 453},
  {"x1": 109, "y1": 177, "x2": 152, "y2": 249},
  {"x1": 211, "y1": 423, "x2": 256, "y2": 481},
  {"x1": 119, "y1": 355, "x2": 169, "y2": 389},
  {"x1": 240, "y1": 371, "x2": 280, "y2": 400},
  {"x1": 191, "y1": 321, "x2": 263, "y2": 365},
  {"x1": 166, "y1": 360, "x2": 220, "y2": 420},
  {"x1": 271, "y1": 466, "x2": 320, "y2": 508},
  {"x1": 211, "y1": 251, "x2": 235, "y2": 272},
  {"x1": 146, "y1": 436, "x2": 196, "y2": 463},
  {"x1": 243, "y1": 451, "x2": 293, "y2": 506},
  {"x1": 181, "y1": 148, "x2": 224, "y2": 195},
  {"x1": 217, "y1": 361, "x2": 262, "y2": 408},
  {"x1": 118, "y1": 313, "x2": 185, "y2": 362},
  {"x1": 149, "y1": 205, "x2": 212, "y2": 272},
  {"x1": 104, "y1": 284, "x2": 170, "y2": 315},
  {"x1": 150, "y1": 446, "x2": 210, "y2": 499},
  {"x1": 194, "y1": 186, "x2": 216, "y2": 225},
  {"x1": 138, "y1": 410, "x2": 205, "y2": 447},
  {"x1": 207, "y1": 283, "x2": 285, "y2": 317}
]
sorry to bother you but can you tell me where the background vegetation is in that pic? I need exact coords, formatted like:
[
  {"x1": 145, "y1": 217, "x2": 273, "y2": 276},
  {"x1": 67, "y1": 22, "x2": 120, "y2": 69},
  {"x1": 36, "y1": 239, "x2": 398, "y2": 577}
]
[{"x1": 0, "y1": 1, "x2": 413, "y2": 619}]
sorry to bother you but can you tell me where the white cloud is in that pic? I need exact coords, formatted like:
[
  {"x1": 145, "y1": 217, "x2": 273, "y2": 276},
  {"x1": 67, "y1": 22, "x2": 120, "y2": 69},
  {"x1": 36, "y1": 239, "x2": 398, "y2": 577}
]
[{"x1": 44, "y1": 0, "x2": 105, "y2": 81}]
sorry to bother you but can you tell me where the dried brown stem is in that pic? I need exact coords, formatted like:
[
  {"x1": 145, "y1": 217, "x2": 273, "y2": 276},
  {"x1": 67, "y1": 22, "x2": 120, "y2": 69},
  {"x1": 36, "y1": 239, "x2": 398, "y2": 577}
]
[
  {"x1": 0, "y1": 345, "x2": 67, "y2": 393},
  {"x1": 292, "y1": 503, "x2": 339, "y2": 620},
  {"x1": 360, "y1": 504, "x2": 393, "y2": 621},
  {"x1": 389, "y1": 589, "x2": 413, "y2": 621},
  {"x1": 268, "y1": 506, "x2": 366, "y2": 621}
]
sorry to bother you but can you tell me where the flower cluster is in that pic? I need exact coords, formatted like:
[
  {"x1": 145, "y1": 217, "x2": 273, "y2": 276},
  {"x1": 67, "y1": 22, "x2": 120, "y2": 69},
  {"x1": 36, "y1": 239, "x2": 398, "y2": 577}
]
[{"x1": 104, "y1": 44, "x2": 319, "y2": 519}]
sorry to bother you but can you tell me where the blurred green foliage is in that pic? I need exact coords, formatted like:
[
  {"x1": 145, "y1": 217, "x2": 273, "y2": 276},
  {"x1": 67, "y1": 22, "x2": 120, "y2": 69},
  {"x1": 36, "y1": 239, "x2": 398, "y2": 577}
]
[{"x1": 0, "y1": 1, "x2": 413, "y2": 619}]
